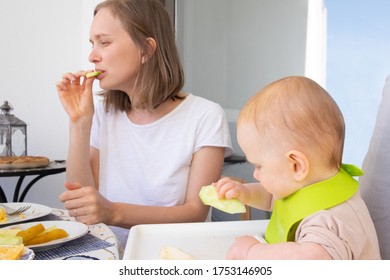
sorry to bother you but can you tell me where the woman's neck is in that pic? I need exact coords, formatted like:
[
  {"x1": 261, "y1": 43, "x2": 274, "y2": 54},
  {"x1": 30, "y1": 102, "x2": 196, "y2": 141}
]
[{"x1": 127, "y1": 93, "x2": 187, "y2": 124}]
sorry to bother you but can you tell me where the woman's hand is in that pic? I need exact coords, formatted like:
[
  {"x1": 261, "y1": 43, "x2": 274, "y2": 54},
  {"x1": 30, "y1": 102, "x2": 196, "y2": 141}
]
[
  {"x1": 56, "y1": 70, "x2": 96, "y2": 122},
  {"x1": 59, "y1": 182, "x2": 113, "y2": 225}
]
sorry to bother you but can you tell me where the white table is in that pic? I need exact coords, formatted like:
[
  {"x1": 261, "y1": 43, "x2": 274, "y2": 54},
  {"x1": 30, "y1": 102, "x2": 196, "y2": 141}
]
[{"x1": 124, "y1": 219, "x2": 269, "y2": 260}]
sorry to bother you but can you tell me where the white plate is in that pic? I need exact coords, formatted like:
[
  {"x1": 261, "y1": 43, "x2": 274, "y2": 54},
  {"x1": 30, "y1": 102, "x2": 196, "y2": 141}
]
[
  {"x1": 1, "y1": 221, "x2": 89, "y2": 251},
  {"x1": 0, "y1": 203, "x2": 52, "y2": 226},
  {"x1": 123, "y1": 219, "x2": 269, "y2": 260}
]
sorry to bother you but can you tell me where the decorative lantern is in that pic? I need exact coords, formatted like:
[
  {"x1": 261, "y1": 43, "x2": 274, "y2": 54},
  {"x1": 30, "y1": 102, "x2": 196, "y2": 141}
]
[{"x1": 0, "y1": 101, "x2": 27, "y2": 157}]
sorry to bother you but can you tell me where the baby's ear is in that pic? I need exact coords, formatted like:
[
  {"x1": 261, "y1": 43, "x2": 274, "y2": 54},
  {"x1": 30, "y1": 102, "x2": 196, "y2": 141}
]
[{"x1": 285, "y1": 150, "x2": 309, "y2": 182}]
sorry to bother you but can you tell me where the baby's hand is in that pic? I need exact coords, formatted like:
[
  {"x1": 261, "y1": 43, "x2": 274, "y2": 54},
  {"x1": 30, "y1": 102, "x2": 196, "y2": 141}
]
[
  {"x1": 214, "y1": 177, "x2": 249, "y2": 204},
  {"x1": 226, "y1": 235, "x2": 260, "y2": 260}
]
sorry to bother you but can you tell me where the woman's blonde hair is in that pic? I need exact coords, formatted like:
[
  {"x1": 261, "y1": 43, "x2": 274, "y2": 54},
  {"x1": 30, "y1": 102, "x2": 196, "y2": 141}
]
[
  {"x1": 94, "y1": 0, "x2": 184, "y2": 112},
  {"x1": 238, "y1": 76, "x2": 345, "y2": 169}
]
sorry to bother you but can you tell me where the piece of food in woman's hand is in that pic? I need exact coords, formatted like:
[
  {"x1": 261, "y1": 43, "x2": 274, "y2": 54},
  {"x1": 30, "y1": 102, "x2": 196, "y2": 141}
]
[
  {"x1": 160, "y1": 246, "x2": 195, "y2": 260},
  {"x1": 199, "y1": 184, "x2": 246, "y2": 214},
  {"x1": 16, "y1": 223, "x2": 45, "y2": 244},
  {"x1": 27, "y1": 228, "x2": 68, "y2": 245},
  {"x1": 85, "y1": 71, "x2": 102, "y2": 78},
  {"x1": 0, "y1": 244, "x2": 25, "y2": 260}
]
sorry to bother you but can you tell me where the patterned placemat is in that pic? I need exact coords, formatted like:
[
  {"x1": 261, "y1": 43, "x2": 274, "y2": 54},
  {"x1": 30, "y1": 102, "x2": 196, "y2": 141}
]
[{"x1": 34, "y1": 233, "x2": 114, "y2": 260}]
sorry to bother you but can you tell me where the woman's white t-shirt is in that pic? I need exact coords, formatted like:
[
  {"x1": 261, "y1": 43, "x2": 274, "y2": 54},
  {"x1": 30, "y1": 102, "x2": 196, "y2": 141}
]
[{"x1": 90, "y1": 94, "x2": 233, "y2": 247}]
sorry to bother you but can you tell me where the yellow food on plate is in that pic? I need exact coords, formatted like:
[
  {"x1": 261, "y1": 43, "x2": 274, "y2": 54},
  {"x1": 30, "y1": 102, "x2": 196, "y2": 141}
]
[
  {"x1": 16, "y1": 223, "x2": 69, "y2": 246},
  {"x1": 199, "y1": 185, "x2": 246, "y2": 214},
  {"x1": 0, "y1": 244, "x2": 25, "y2": 260},
  {"x1": 0, "y1": 207, "x2": 26, "y2": 224},
  {"x1": 0, "y1": 228, "x2": 23, "y2": 246},
  {"x1": 0, "y1": 208, "x2": 7, "y2": 223},
  {"x1": 2, "y1": 223, "x2": 69, "y2": 246},
  {"x1": 0, "y1": 234, "x2": 23, "y2": 245},
  {"x1": 27, "y1": 228, "x2": 68, "y2": 245},
  {"x1": 0, "y1": 228, "x2": 21, "y2": 237},
  {"x1": 16, "y1": 223, "x2": 45, "y2": 244}
]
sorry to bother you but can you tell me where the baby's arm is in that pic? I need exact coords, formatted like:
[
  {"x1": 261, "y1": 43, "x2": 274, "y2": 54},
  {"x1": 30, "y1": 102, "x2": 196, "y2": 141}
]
[
  {"x1": 215, "y1": 177, "x2": 273, "y2": 211},
  {"x1": 226, "y1": 236, "x2": 332, "y2": 260}
]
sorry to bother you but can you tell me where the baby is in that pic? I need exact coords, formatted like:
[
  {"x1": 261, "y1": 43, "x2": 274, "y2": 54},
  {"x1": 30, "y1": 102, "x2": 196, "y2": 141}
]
[{"x1": 216, "y1": 76, "x2": 380, "y2": 259}]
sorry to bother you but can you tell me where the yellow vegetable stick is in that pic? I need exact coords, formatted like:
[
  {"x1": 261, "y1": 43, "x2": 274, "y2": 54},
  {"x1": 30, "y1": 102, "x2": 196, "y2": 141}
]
[
  {"x1": 27, "y1": 228, "x2": 69, "y2": 245},
  {"x1": 16, "y1": 223, "x2": 45, "y2": 244},
  {"x1": 39, "y1": 225, "x2": 57, "y2": 236}
]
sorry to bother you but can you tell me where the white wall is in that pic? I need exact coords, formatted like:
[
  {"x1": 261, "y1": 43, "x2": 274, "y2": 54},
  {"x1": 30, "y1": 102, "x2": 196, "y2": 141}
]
[
  {"x1": 0, "y1": 0, "x2": 99, "y2": 207},
  {"x1": 177, "y1": 0, "x2": 325, "y2": 112}
]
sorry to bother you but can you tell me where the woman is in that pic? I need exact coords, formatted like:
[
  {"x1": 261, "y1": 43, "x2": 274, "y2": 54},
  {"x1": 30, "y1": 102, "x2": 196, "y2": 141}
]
[{"x1": 55, "y1": 0, "x2": 232, "y2": 249}]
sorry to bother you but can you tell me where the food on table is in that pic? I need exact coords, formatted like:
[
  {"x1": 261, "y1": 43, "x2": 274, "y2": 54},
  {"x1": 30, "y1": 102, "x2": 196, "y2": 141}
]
[
  {"x1": 160, "y1": 246, "x2": 195, "y2": 260},
  {"x1": 0, "y1": 209, "x2": 26, "y2": 224},
  {"x1": 0, "y1": 155, "x2": 50, "y2": 169},
  {"x1": 0, "y1": 234, "x2": 23, "y2": 246},
  {"x1": 0, "y1": 244, "x2": 25, "y2": 260},
  {"x1": 199, "y1": 184, "x2": 246, "y2": 214},
  {"x1": 27, "y1": 228, "x2": 68, "y2": 245},
  {"x1": 11, "y1": 223, "x2": 69, "y2": 246},
  {"x1": 16, "y1": 223, "x2": 45, "y2": 244},
  {"x1": 85, "y1": 71, "x2": 102, "y2": 78},
  {"x1": 0, "y1": 228, "x2": 22, "y2": 237}
]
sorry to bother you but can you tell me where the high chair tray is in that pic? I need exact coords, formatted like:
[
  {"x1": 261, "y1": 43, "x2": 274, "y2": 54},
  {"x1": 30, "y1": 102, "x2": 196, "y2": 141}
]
[{"x1": 123, "y1": 219, "x2": 269, "y2": 260}]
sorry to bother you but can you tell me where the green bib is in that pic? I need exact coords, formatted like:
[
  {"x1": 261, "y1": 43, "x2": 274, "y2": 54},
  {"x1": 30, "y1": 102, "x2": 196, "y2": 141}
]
[{"x1": 264, "y1": 164, "x2": 363, "y2": 244}]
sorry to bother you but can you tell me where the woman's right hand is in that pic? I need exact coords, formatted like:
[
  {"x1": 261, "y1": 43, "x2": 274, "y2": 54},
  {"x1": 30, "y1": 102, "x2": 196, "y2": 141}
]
[
  {"x1": 59, "y1": 182, "x2": 114, "y2": 226},
  {"x1": 56, "y1": 70, "x2": 97, "y2": 122}
]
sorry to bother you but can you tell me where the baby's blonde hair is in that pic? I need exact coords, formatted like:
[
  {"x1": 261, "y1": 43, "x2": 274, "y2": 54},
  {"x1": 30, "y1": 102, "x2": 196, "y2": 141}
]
[{"x1": 238, "y1": 76, "x2": 345, "y2": 169}]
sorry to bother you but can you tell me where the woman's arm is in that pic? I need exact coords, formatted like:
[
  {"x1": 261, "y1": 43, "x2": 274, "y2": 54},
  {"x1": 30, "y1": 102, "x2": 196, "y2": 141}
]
[
  {"x1": 56, "y1": 71, "x2": 97, "y2": 187},
  {"x1": 65, "y1": 121, "x2": 96, "y2": 187}
]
